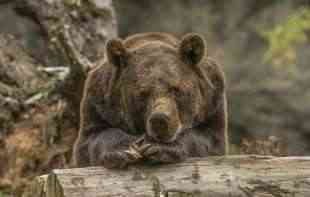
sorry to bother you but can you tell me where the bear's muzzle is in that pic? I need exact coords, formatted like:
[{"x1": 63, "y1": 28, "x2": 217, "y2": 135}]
[{"x1": 146, "y1": 96, "x2": 181, "y2": 143}]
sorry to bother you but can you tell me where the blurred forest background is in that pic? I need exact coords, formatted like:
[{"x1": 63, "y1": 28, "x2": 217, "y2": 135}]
[{"x1": 0, "y1": 0, "x2": 310, "y2": 196}]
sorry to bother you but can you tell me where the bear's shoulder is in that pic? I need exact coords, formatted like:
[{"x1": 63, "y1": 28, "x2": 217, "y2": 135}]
[
  {"x1": 84, "y1": 63, "x2": 112, "y2": 98},
  {"x1": 201, "y1": 57, "x2": 226, "y2": 92}
]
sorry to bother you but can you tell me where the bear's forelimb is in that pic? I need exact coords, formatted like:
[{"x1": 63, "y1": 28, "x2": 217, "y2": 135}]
[{"x1": 74, "y1": 128, "x2": 140, "y2": 168}]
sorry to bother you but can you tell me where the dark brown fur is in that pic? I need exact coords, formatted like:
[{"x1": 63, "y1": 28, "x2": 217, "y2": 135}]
[{"x1": 73, "y1": 32, "x2": 228, "y2": 168}]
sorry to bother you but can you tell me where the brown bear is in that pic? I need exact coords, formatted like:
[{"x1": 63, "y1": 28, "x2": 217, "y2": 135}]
[{"x1": 73, "y1": 32, "x2": 228, "y2": 168}]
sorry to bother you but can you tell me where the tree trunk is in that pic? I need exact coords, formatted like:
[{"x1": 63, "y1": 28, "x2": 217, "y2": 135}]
[{"x1": 24, "y1": 155, "x2": 310, "y2": 197}]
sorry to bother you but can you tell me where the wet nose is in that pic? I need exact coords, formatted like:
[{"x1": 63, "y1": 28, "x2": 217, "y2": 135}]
[
  {"x1": 149, "y1": 113, "x2": 170, "y2": 137},
  {"x1": 147, "y1": 96, "x2": 180, "y2": 142}
]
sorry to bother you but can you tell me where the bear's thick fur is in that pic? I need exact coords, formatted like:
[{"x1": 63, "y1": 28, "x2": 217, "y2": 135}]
[{"x1": 73, "y1": 32, "x2": 228, "y2": 168}]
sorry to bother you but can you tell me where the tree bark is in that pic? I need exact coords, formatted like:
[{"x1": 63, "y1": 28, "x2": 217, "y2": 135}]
[{"x1": 24, "y1": 155, "x2": 310, "y2": 197}]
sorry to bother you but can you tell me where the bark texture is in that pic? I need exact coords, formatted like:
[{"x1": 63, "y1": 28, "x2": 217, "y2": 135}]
[{"x1": 25, "y1": 156, "x2": 310, "y2": 197}]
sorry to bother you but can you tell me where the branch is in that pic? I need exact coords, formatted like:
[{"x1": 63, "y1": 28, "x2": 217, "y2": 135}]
[{"x1": 55, "y1": 25, "x2": 94, "y2": 73}]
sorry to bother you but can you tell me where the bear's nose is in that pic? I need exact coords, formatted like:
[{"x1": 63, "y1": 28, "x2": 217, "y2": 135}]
[
  {"x1": 149, "y1": 113, "x2": 170, "y2": 137},
  {"x1": 147, "y1": 96, "x2": 180, "y2": 142}
]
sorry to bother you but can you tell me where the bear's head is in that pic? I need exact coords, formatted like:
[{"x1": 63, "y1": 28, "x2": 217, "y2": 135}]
[{"x1": 105, "y1": 33, "x2": 224, "y2": 143}]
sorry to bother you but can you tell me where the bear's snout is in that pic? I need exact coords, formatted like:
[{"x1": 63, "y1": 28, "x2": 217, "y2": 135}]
[
  {"x1": 149, "y1": 112, "x2": 170, "y2": 140},
  {"x1": 147, "y1": 97, "x2": 181, "y2": 143}
]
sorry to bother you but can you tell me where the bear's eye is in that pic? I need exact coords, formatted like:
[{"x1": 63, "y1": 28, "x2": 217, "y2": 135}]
[
  {"x1": 170, "y1": 87, "x2": 186, "y2": 100},
  {"x1": 170, "y1": 86, "x2": 182, "y2": 96},
  {"x1": 171, "y1": 86, "x2": 190, "y2": 97},
  {"x1": 172, "y1": 85, "x2": 195, "y2": 109},
  {"x1": 138, "y1": 90, "x2": 150, "y2": 100}
]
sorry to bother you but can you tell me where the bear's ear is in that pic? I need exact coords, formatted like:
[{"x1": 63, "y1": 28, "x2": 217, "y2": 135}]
[
  {"x1": 179, "y1": 33, "x2": 206, "y2": 65},
  {"x1": 106, "y1": 38, "x2": 128, "y2": 68}
]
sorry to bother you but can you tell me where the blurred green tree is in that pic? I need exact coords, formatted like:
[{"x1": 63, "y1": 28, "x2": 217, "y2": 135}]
[{"x1": 263, "y1": 8, "x2": 310, "y2": 67}]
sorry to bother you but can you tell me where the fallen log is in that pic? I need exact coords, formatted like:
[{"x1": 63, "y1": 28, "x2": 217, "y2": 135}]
[{"x1": 25, "y1": 155, "x2": 310, "y2": 197}]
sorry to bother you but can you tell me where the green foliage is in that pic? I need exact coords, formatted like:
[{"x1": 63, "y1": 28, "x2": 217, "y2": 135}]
[
  {"x1": 0, "y1": 191, "x2": 7, "y2": 197},
  {"x1": 262, "y1": 8, "x2": 310, "y2": 66}
]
